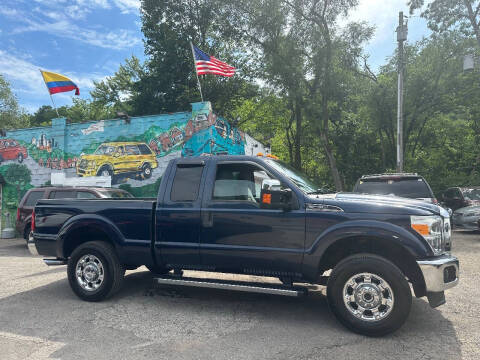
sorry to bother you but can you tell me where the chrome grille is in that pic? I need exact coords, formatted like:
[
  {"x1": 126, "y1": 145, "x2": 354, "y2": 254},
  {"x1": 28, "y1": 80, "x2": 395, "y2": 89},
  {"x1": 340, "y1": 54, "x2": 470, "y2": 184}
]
[{"x1": 79, "y1": 159, "x2": 88, "y2": 169}]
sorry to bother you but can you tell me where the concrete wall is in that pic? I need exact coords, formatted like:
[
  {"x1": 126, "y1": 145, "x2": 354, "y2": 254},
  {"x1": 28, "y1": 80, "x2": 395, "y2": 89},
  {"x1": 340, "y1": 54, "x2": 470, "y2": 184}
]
[{"x1": 0, "y1": 101, "x2": 266, "y2": 229}]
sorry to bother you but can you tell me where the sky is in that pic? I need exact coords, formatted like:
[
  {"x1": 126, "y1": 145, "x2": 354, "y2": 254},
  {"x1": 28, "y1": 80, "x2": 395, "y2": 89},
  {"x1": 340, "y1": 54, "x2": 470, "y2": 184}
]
[{"x1": 0, "y1": 0, "x2": 431, "y2": 114}]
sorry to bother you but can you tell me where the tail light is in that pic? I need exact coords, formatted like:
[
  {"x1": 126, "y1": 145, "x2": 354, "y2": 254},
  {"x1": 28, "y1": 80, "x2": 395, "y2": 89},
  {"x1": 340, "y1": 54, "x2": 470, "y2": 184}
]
[
  {"x1": 16, "y1": 207, "x2": 20, "y2": 222},
  {"x1": 466, "y1": 199, "x2": 473, "y2": 206},
  {"x1": 432, "y1": 198, "x2": 438, "y2": 204},
  {"x1": 31, "y1": 209, "x2": 35, "y2": 232}
]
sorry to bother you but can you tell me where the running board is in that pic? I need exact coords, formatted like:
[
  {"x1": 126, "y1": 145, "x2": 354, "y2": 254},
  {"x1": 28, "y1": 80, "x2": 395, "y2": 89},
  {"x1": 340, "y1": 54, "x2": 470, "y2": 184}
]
[
  {"x1": 43, "y1": 259, "x2": 67, "y2": 266},
  {"x1": 154, "y1": 275, "x2": 308, "y2": 297}
]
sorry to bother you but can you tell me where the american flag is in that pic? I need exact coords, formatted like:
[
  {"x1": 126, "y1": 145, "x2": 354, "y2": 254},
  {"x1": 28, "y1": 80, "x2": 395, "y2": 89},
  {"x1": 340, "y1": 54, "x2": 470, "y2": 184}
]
[{"x1": 192, "y1": 45, "x2": 236, "y2": 77}]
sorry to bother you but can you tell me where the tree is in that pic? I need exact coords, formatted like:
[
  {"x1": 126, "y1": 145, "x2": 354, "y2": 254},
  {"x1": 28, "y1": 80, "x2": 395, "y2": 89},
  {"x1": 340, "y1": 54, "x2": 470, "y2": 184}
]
[
  {"x1": 90, "y1": 56, "x2": 144, "y2": 115},
  {"x1": 138, "y1": 0, "x2": 258, "y2": 116},
  {"x1": 3, "y1": 164, "x2": 31, "y2": 201},
  {"x1": 224, "y1": 0, "x2": 373, "y2": 190},
  {"x1": 409, "y1": 0, "x2": 480, "y2": 48},
  {"x1": 29, "y1": 105, "x2": 68, "y2": 127},
  {"x1": 0, "y1": 75, "x2": 29, "y2": 129}
]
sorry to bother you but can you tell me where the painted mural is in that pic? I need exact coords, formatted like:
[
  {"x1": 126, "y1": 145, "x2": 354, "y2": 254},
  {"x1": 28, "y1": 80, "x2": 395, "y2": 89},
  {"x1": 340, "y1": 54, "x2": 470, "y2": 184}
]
[{"x1": 0, "y1": 101, "x2": 266, "y2": 230}]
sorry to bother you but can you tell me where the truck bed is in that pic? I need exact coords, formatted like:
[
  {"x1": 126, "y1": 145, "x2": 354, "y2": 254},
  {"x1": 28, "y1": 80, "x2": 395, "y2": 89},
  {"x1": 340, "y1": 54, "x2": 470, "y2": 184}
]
[{"x1": 33, "y1": 198, "x2": 157, "y2": 260}]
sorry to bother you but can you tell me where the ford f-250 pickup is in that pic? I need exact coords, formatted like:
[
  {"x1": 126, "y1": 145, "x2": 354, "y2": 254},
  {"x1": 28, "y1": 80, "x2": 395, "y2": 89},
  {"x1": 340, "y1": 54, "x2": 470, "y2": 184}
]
[{"x1": 28, "y1": 155, "x2": 459, "y2": 336}]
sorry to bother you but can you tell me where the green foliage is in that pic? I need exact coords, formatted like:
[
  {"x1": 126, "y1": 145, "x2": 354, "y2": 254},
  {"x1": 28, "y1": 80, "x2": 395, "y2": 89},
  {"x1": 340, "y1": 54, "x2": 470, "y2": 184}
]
[
  {"x1": 119, "y1": 177, "x2": 162, "y2": 197},
  {"x1": 0, "y1": 74, "x2": 29, "y2": 129},
  {"x1": 7, "y1": 1, "x2": 480, "y2": 198}
]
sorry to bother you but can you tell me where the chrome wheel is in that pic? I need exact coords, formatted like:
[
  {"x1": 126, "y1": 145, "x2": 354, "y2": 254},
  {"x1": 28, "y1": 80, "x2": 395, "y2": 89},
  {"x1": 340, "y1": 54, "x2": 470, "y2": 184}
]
[
  {"x1": 101, "y1": 169, "x2": 111, "y2": 177},
  {"x1": 343, "y1": 272, "x2": 394, "y2": 322},
  {"x1": 75, "y1": 254, "x2": 105, "y2": 291}
]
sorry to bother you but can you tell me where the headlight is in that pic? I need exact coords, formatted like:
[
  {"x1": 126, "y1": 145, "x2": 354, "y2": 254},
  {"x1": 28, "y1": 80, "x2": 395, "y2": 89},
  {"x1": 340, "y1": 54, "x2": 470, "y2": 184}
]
[
  {"x1": 88, "y1": 160, "x2": 96, "y2": 168},
  {"x1": 411, "y1": 215, "x2": 445, "y2": 255}
]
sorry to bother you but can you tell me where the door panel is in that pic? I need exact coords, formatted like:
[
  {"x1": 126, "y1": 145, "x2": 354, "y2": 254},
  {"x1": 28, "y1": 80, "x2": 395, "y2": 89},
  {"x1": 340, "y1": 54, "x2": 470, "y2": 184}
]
[
  {"x1": 199, "y1": 162, "x2": 305, "y2": 275},
  {"x1": 155, "y1": 163, "x2": 206, "y2": 268}
]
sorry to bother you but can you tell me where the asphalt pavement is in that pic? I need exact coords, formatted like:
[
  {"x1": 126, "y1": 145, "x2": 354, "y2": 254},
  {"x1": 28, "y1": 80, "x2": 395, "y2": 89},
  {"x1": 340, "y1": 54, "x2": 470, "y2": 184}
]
[{"x1": 0, "y1": 231, "x2": 478, "y2": 359}]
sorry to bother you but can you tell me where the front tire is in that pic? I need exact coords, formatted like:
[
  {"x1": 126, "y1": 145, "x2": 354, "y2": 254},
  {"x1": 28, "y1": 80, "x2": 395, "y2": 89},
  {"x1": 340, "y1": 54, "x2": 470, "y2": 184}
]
[
  {"x1": 142, "y1": 163, "x2": 152, "y2": 179},
  {"x1": 327, "y1": 254, "x2": 412, "y2": 336},
  {"x1": 18, "y1": 153, "x2": 24, "y2": 163},
  {"x1": 97, "y1": 165, "x2": 113, "y2": 178},
  {"x1": 67, "y1": 241, "x2": 125, "y2": 302}
]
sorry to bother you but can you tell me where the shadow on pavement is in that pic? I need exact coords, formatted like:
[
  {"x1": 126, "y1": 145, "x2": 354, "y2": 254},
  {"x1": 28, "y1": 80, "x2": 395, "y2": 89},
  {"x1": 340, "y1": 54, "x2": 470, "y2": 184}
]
[{"x1": 0, "y1": 269, "x2": 462, "y2": 360}]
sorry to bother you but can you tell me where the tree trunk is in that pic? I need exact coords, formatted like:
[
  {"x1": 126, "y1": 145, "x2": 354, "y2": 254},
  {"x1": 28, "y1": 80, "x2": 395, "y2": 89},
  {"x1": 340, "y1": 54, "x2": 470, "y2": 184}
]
[
  {"x1": 320, "y1": 132, "x2": 343, "y2": 191},
  {"x1": 294, "y1": 99, "x2": 302, "y2": 170},
  {"x1": 319, "y1": 18, "x2": 344, "y2": 191}
]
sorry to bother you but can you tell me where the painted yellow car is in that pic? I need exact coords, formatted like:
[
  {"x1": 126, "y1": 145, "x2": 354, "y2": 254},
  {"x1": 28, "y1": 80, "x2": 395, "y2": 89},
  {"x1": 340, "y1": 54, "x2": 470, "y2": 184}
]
[{"x1": 77, "y1": 142, "x2": 158, "y2": 180}]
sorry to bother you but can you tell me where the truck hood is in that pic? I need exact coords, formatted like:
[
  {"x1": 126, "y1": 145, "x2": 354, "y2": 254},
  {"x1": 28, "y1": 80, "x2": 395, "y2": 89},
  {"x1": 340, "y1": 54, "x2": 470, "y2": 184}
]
[{"x1": 307, "y1": 192, "x2": 444, "y2": 216}]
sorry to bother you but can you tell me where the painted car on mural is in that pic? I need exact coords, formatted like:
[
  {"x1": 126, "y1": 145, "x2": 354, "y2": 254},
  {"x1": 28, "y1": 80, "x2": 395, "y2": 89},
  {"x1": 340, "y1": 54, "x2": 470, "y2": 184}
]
[
  {"x1": 0, "y1": 139, "x2": 28, "y2": 163},
  {"x1": 76, "y1": 141, "x2": 158, "y2": 180}
]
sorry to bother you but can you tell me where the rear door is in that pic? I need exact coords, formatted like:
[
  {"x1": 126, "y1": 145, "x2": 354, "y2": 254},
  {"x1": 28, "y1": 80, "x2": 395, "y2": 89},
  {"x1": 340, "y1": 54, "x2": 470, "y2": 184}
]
[
  {"x1": 155, "y1": 160, "x2": 207, "y2": 268},
  {"x1": 124, "y1": 144, "x2": 141, "y2": 172}
]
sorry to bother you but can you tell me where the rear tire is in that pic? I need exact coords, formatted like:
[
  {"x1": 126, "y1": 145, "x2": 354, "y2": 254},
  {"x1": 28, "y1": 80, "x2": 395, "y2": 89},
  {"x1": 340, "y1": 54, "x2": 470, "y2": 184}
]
[
  {"x1": 67, "y1": 241, "x2": 125, "y2": 302},
  {"x1": 17, "y1": 153, "x2": 24, "y2": 163},
  {"x1": 327, "y1": 253, "x2": 412, "y2": 337}
]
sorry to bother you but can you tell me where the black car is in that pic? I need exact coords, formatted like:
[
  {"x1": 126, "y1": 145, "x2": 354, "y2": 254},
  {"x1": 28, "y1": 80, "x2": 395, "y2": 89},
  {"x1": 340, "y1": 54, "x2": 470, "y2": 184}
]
[{"x1": 353, "y1": 173, "x2": 437, "y2": 204}]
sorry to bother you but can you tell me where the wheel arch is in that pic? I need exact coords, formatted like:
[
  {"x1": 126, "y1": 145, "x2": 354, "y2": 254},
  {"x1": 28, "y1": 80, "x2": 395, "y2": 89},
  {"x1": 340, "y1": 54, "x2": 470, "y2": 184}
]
[
  {"x1": 96, "y1": 162, "x2": 114, "y2": 174},
  {"x1": 317, "y1": 235, "x2": 427, "y2": 298},
  {"x1": 57, "y1": 215, "x2": 125, "y2": 260}
]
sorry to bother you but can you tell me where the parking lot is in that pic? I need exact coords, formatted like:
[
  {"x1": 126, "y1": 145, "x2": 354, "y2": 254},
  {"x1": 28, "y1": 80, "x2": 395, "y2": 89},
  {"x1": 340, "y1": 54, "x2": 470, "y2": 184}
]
[{"x1": 0, "y1": 231, "x2": 478, "y2": 360}]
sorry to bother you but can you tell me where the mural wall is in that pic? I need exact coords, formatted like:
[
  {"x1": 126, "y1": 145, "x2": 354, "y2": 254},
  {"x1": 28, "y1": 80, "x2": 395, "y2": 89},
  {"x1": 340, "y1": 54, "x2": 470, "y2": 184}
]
[{"x1": 0, "y1": 101, "x2": 266, "y2": 229}]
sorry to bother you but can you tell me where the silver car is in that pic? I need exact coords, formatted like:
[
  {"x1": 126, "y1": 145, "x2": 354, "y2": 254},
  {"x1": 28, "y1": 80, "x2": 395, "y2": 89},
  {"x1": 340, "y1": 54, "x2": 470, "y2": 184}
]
[{"x1": 452, "y1": 205, "x2": 480, "y2": 230}]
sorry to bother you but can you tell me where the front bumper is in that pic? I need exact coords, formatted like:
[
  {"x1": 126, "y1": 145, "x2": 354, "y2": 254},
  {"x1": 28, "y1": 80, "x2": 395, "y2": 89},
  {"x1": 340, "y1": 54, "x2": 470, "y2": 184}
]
[
  {"x1": 76, "y1": 167, "x2": 97, "y2": 177},
  {"x1": 416, "y1": 254, "x2": 459, "y2": 308},
  {"x1": 417, "y1": 254, "x2": 459, "y2": 293}
]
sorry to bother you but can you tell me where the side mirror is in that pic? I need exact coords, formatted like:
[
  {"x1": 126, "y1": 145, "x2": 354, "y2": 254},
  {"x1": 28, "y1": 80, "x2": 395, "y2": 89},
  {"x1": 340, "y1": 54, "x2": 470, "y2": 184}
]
[
  {"x1": 261, "y1": 178, "x2": 281, "y2": 191},
  {"x1": 260, "y1": 179, "x2": 293, "y2": 211}
]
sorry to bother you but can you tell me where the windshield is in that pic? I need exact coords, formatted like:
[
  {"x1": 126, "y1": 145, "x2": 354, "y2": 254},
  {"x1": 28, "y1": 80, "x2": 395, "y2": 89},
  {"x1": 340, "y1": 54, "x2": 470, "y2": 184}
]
[
  {"x1": 354, "y1": 178, "x2": 432, "y2": 199},
  {"x1": 101, "y1": 190, "x2": 133, "y2": 198},
  {"x1": 264, "y1": 159, "x2": 322, "y2": 194},
  {"x1": 95, "y1": 145, "x2": 116, "y2": 155},
  {"x1": 462, "y1": 188, "x2": 480, "y2": 200}
]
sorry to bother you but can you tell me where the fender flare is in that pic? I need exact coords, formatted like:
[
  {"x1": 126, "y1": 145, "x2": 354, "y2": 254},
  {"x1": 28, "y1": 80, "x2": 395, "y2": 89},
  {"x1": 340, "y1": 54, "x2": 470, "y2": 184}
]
[
  {"x1": 302, "y1": 220, "x2": 430, "y2": 295},
  {"x1": 56, "y1": 214, "x2": 125, "y2": 258},
  {"x1": 308, "y1": 220, "x2": 432, "y2": 258}
]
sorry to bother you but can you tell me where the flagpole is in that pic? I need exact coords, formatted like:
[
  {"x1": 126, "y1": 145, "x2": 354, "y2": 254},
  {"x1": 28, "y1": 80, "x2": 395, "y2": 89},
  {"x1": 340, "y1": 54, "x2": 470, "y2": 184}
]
[
  {"x1": 190, "y1": 42, "x2": 204, "y2": 102},
  {"x1": 39, "y1": 69, "x2": 59, "y2": 117}
]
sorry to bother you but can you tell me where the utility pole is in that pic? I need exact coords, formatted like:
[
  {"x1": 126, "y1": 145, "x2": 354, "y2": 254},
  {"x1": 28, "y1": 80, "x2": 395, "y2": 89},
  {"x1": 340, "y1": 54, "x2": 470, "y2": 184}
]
[{"x1": 396, "y1": 12, "x2": 407, "y2": 172}]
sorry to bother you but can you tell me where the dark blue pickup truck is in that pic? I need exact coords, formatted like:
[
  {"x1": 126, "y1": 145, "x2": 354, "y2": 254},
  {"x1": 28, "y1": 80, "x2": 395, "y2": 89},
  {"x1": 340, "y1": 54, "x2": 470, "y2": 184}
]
[{"x1": 28, "y1": 155, "x2": 459, "y2": 336}]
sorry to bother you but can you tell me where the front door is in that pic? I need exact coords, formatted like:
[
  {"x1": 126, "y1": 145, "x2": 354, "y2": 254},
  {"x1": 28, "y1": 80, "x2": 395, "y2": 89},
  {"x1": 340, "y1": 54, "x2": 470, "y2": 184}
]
[
  {"x1": 155, "y1": 161, "x2": 206, "y2": 268},
  {"x1": 199, "y1": 161, "x2": 305, "y2": 276}
]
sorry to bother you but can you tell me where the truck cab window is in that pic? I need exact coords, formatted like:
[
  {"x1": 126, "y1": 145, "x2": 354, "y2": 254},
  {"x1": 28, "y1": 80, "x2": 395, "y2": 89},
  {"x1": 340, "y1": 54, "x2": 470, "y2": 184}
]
[
  {"x1": 213, "y1": 163, "x2": 277, "y2": 203},
  {"x1": 170, "y1": 165, "x2": 203, "y2": 201}
]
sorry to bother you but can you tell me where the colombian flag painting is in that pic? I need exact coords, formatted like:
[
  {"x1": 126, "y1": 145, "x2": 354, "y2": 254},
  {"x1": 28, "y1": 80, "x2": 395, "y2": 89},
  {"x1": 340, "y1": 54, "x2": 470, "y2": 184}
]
[{"x1": 40, "y1": 70, "x2": 80, "y2": 96}]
